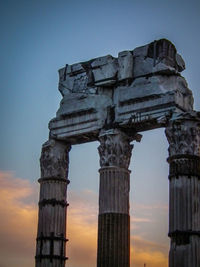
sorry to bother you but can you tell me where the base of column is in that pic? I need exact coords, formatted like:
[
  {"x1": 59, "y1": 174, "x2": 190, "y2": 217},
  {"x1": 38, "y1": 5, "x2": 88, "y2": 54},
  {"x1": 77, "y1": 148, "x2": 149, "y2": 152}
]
[
  {"x1": 35, "y1": 258, "x2": 66, "y2": 267},
  {"x1": 97, "y1": 213, "x2": 130, "y2": 267},
  {"x1": 169, "y1": 235, "x2": 200, "y2": 267}
]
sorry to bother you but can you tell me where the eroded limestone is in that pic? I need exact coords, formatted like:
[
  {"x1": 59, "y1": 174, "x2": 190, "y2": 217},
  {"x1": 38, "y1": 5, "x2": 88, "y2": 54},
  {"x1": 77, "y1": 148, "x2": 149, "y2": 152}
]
[{"x1": 51, "y1": 39, "x2": 193, "y2": 143}]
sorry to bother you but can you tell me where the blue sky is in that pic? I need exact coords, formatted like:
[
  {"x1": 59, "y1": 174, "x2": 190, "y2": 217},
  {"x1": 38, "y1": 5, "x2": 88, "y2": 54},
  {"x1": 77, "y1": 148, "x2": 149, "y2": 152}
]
[
  {"x1": 1, "y1": 0, "x2": 200, "y2": 181},
  {"x1": 0, "y1": 0, "x2": 200, "y2": 266}
]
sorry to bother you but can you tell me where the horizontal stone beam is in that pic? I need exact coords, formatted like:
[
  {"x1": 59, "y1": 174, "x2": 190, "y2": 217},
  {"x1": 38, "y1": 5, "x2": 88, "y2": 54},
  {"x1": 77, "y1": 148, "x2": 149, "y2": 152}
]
[{"x1": 49, "y1": 39, "x2": 194, "y2": 144}]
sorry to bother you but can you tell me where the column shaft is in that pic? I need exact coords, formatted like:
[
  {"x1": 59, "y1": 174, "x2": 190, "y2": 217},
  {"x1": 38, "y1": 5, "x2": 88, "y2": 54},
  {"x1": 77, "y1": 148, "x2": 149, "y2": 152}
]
[
  {"x1": 166, "y1": 112, "x2": 200, "y2": 267},
  {"x1": 35, "y1": 139, "x2": 71, "y2": 267},
  {"x1": 97, "y1": 129, "x2": 136, "y2": 267},
  {"x1": 97, "y1": 167, "x2": 130, "y2": 267}
]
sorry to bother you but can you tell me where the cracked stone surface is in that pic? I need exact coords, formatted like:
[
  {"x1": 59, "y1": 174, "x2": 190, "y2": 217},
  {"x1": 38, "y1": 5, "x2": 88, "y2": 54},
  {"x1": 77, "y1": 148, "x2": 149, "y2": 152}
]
[{"x1": 49, "y1": 38, "x2": 194, "y2": 144}]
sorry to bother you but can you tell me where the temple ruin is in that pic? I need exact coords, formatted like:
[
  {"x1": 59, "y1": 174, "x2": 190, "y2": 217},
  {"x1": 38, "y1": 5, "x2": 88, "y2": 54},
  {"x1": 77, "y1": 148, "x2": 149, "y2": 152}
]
[{"x1": 35, "y1": 39, "x2": 200, "y2": 267}]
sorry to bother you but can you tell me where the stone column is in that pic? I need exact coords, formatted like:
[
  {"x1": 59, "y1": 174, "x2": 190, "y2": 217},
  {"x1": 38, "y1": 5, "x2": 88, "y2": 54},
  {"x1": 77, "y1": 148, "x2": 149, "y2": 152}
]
[
  {"x1": 97, "y1": 129, "x2": 135, "y2": 267},
  {"x1": 165, "y1": 112, "x2": 200, "y2": 267},
  {"x1": 35, "y1": 139, "x2": 71, "y2": 267}
]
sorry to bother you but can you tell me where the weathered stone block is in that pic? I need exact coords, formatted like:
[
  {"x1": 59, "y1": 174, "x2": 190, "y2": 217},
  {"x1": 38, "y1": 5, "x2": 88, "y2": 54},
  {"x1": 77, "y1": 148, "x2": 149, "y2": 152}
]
[
  {"x1": 58, "y1": 66, "x2": 66, "y2": 82},
  {"x1": 59, "y1": 75, "x2": 74, "y2": 95},
  {"x1": 133, "y1": 56, "x2": 154, "y2": 78},
  {"x1": 50, "y1": 93, "x2": 112, "y2": 142},
  {"x1": 176, "y1": 53, "x2": 185, "y2": 72},
  {"x1": 118, "y1": 51, "x2": 133, "y2": 81},
  {"x1": 91, "y1": 55, "x2": 113, "y2": 67},
  {"x1": 132, "y1": 45, "x2": 149, "y2": 57},
  {"x1": 51, "y1": 38, "x2": 193, "y2": 142},
  {"x1": 133, "y1": 39, "x2": 184, "y2": 78},
  {"x1": 114, "y1": 75, "x2": 193, "y2": 130},
  {"x1": 91, "y1": 55, "x2": 118, "y2": 86},
  {"x1": 70, "y1": 63, "x2": 85, "y2": 74}
]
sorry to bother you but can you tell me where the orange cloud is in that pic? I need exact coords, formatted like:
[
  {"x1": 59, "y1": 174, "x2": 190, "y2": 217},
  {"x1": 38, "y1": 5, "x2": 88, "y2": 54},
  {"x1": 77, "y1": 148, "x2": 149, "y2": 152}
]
[
  {"x1": 0, "y1": 171, "x2": 168, "y2": 267},
  {"x1": 67, "y1": 190, "x2": 98, "y2": 267},
  {"x1": 67, "y1": 190, "x2": 169, "y2": 267},
  {"x1": 0, "y1": 171, "x2": 38, "y2": 267},
  {"x1": 131, "y1": 235, "x2": 168, "y2": 267}
]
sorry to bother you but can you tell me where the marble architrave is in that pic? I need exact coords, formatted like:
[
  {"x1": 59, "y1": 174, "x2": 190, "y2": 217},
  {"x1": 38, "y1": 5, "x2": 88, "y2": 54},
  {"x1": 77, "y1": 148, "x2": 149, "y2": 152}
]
[{"x1": 49, "y1": 39, "x2": 193, "y2": 144}]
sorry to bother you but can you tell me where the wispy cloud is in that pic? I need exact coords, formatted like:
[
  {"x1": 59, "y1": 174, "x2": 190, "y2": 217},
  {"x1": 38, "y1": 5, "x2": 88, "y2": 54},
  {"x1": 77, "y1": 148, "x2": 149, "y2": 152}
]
[{"x1": 0, "y1": 171, "x2": 168, "y2": 267}]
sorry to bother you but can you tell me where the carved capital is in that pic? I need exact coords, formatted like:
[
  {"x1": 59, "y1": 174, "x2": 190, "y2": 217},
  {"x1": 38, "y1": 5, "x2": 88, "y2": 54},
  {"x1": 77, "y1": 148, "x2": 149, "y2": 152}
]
[
  {"x1": 165, "y1": 112, "x2": 200, "y2": 157},
  {"x1": 40, "y1": 139, "x2": 71, "y2": 179},
  {"x1": 98, "y1": 129, "x2": 134, "y2": 169}
]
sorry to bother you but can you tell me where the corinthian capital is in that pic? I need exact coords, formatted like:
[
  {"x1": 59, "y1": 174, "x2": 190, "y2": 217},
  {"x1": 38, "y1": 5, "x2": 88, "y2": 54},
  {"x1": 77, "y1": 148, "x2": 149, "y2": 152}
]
[
  {"x1": 98, "y1": 129, "x2": 136, "y2": 169},
  {"x1": 165, "y1": 111, "x2": 200, "y2": 157},
  {"x1": 40, "y1": 139, "x2": 71, "y2": 179}
]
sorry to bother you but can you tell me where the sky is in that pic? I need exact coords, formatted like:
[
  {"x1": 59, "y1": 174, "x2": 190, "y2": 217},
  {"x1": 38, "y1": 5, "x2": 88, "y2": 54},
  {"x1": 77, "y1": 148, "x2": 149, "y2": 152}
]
[{"x1": 0, "y1": 0, "x2": 200, "y2": 266}]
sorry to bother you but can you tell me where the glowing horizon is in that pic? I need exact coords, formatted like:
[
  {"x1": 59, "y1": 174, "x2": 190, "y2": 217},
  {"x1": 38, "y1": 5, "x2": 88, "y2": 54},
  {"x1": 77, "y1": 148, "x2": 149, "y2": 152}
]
[{"x1": 0, "y1": 170, "x2": 168, "y2": 267}]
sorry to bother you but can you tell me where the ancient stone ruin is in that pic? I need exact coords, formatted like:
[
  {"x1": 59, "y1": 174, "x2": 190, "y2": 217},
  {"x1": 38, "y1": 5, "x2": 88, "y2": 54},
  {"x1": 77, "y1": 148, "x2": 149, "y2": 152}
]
[{"x1": 35, "y1": 39, "x2": 200, "y2": 267}]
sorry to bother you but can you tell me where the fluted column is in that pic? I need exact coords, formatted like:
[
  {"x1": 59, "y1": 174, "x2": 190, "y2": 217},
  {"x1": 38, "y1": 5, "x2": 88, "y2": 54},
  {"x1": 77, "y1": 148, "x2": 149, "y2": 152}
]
[
  {"x1": 97, "y1": 128, "x2": 137, "y2": 267},
  {"x1": 165, "y1": 111, "x2": 200, "y2": 267},
  {"x1": 35, "y1": 139, "x2": 71, "y2": 267}
]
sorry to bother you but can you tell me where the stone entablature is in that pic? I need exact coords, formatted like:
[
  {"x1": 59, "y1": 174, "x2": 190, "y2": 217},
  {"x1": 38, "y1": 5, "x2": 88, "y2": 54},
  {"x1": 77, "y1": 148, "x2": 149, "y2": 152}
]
[{"x1": 49, "y1": 39, "x2": 193, "y2": 144}]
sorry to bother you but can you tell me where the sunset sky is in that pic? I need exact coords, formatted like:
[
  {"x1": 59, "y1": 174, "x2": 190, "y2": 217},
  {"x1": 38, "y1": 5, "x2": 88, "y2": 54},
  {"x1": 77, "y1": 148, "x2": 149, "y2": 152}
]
[{"x1": 1, "y1": 0, "x2": 200, "y2": 266}]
